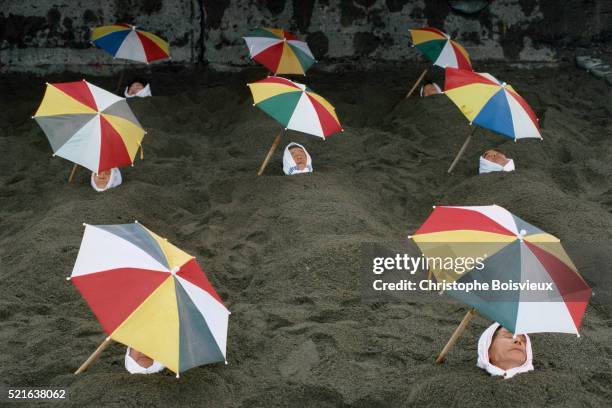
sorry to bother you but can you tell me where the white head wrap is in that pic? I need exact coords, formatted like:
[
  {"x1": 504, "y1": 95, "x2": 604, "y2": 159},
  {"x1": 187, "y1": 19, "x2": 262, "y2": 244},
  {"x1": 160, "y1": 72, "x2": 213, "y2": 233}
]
[
  {"x1": 477, "y1": 322, "x2": 534, "y2": 379},
  {"x1": 283, "y1": 142, "x2": 313, "y2": 176},
  {"x1": 124, "y1": 347, "x2": 165, "y2": 374},
  {"x1": 90, "y1": 168, "x2": 122, "y2": 192},
  {"x1": 124, "y1": 83, "x2": 152, "y2": 98},
  {"x1": 419, "y1": 82, "x2": 442, "y2": 97},
  {"x1": 479, "y1": 156, "x2": 515, "y2": 174}
]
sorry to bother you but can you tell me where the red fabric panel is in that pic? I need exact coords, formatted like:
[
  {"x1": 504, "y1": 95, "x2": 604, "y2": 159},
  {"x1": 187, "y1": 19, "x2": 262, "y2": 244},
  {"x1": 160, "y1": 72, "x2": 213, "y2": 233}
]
[
  {"x1": 72, "y1": 268, "x2": 170, "y2": 334},
  {"x1": 136, "y1": 31, "x2": 168, "y2": 62},
  {"x1": 444, "y1": 67, "x2": 498, "y2": 91},
  {"x1": 253, "y1": 42, "x2": 284, "y2": 73},
  {"x1": 176, "y1": 258, "x2": 225, "y2": 306},
  {"x1": 53, "y1": 81, "x2": 98, "y2": 111},
  {"x1": 98, "y1": 115, "x2": 132, "y2": 172},
  {"x1": 307, "y1": 93, "x2": 342, "y2": 138},
  {"x1": 415, "y1": 206, "x2": 516, "y2": 236}
]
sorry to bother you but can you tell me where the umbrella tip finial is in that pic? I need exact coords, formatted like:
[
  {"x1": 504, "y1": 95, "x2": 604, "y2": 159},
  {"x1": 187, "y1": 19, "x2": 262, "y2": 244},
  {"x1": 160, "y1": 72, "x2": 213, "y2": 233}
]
[
  {"x1": 432, "y1": 205, "x2": 436, "y2": 208},
  {"x1": 408, "y1": 235, "x2": 412, "y2": 239},
  {"x1": 176, "y1": 373, "x2": 180, "y2": 379},
  {"x1": 66, "y1": 276, "x2": 71, "y2": 281},
  {"x1": 225, "y1": 360, "x2": 228, "y2": 365},
  {"x1": 577, "y1": 333, "x2": 581, "y2": 338},
  {"x1": 82, "y1": 222, "x2": 87, "y2": 226},
  {"x1": 135, "y1": 220, "x2": 139, "y2": 224}
]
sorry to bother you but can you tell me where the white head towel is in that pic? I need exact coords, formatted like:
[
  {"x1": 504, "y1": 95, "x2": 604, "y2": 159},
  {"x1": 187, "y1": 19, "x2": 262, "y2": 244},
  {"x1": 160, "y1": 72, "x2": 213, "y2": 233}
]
[
  {"x1": 124, "y1": 347, "x2": 165, "y2": 374},
  {"x1": 479, "y1": 156, "x2": 515, "y2": 174},
  {"x1": 477, "y1": 322, "x2": 534, "y2": 379},
  {"x1": 283, "y1": 142, "x2": 313, "y2": 176},
  {"x1": 90, "y1": 168, "x2": 122, "y2": 192},
  {"x1": 124, "y1": 83, "x2": 152, "y2": 98},
  {"x1": 419, "y1": 82, "x2": 442, "y2": 97}
]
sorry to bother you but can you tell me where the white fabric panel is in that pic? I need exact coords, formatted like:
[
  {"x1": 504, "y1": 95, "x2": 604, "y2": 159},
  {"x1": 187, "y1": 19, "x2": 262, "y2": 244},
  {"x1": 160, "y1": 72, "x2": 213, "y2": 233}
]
[
  {"x1": 506, "y1": 90, "x2": 542, "y2": 139},
  {"x1": 243, "y1": 37, "x2": 282, "y2": 58},
  {"x1": 54, "y1": 115, "x2": 101, "y2": 173},
  {"x1": 479, "y1": 72, "x2": 502, "y2": 85},
  {"x1": 87, "y1": 82, "x2": 124, "y2": 111},
  {"x1": 451, "y1": 205, "x2": 519, "y2": 235},
  {"x1": 71, "y1": 225, "x2": 169, "y2": 277},
  {"x1": 115, "y1": 30, "x2": 147, "y2": 63},
  {"x1": 514, "y1": 301, "x2": 578, "y2": 335},
  {"x1": 520, "y1": 242, "x2": 565, "y2": 302},
  {"x1": 287, "y1": 40, "x2": 315, "y2": 59},
  {"x1": 176, "y1": 276, "x2": 230, "y2": 358},
  {"x1": 434, "y1": 41, "x2": 457, "y2": 68},
  {"x1": 287, "y1": 92, "x2": 324, "y2": 138}
]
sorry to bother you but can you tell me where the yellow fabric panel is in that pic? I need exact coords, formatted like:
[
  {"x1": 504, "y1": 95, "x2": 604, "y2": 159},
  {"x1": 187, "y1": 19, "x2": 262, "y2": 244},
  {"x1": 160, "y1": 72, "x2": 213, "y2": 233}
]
[
  {"x1": 34, "y1": 85, "x2": 97, "y2": 117},
  {"x1": 525, "y1": 233, "x2": 560, "y2": 243},
  {"x1": 91, "y1": 25, "x2": 130, "y2": 41},
  {"x1": 248, "y1": 82, "x2": 301, "y2": 104},
  {"x1": 264, "y1": 27, "x2": 284, "y2": 39},
  {"x1": 445, "y1": 83, "x2": 500, "y2": 121},
  {"x1": 101, "y1": 114, "x2": 145, "y2": 159},
  {"x1": 306, "y1": 92, "x2": 340, "y2": 123},
  {"x1": 111, "y1": 277, "x2": 180, "y2": 373},
  {"x1": 412, "y1": 230, "x2": 516, "y2": 243},
  {"x1": 409, "y1": 29, "x2": 445, "y2": 44},
  {"x1": 276, "y1": 43, "x2": 305, "y2": 75},
  {"x1": 143, "y1": 227, "x2": 194, "y2": 270},
  {"x1": 451, "y1": 40, "x2": 471, "y2": 65},
  {"x1": 138, "y1": 30, "x2": 170, "y2": 55}
]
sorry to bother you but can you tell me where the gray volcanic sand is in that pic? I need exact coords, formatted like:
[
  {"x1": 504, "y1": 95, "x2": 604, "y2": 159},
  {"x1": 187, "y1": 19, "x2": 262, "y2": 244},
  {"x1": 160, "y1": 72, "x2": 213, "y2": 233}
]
[{"x1": 0, "y1": 63, "x2": 611, "y2": 407}]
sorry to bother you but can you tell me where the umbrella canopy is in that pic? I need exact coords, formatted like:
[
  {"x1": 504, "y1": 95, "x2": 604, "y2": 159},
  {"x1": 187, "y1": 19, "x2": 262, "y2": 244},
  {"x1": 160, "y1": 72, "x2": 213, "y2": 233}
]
[
  {"x1": 444, "y1": 67, "x2": 541, "y2": 140},
  {"x1": 411, "y1": 205, "x2": 592, "y2": 335},
  {"x1": 33, "y1": 80, "x2": 145, "y2": 173},
  {"x1": 70, "y1": 222, "x2": 230, "y2": 375},
  {"x1": 91, "y1": 24, "x2": 170, "y2": 63},
  {"x1": 247, "y1": 76, "x2": 342, "y2": 139},
  {"x1": 243, "y1": 27, "x2": 316, "y2": 75},
  {"x1": 409, "y1": 27, "x2": 472, "y2": 70}
]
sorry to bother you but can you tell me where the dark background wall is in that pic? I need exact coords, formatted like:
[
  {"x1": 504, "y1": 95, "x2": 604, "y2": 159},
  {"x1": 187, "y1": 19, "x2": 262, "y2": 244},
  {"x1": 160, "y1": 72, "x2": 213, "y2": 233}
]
[{"x1": 1, "y1": 0, "x2": 610, "y2": 73}]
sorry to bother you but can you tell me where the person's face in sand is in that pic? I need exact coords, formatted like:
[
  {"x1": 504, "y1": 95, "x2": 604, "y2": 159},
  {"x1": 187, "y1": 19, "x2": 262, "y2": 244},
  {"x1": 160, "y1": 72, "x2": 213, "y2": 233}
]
[
  {"x1": 128, "y1": 82, "x2": 144, "y2": 96},
  {"x1": 290, "y1": 147, "x2": 307, "y2": 170},
  {"x1": 93, "y1": 170, "x2": 111, "y2": 189},
  {"x1": 422, "y1": 83, "x2": 440, "y2": 97},
  {"x1": 483, "y1": 149, "x2": 510, "y2": 166},
  {"x1": 129, "y1": 348, "x2": 154, "y2": 369},
  {"x1": 489, "y1": 327, "x2": 527, "y2": 370}
]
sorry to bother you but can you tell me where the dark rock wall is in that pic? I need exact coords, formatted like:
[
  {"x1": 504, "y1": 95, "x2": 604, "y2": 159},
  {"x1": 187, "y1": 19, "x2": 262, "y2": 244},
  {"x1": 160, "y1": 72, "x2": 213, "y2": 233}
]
[{"x1": 1, "y1": 0, "x2": 610, "y2": 72}]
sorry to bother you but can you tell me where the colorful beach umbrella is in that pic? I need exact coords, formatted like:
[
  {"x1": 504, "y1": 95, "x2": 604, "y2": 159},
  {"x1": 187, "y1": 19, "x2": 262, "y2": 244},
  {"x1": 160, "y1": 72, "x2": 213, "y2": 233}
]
[
  {"x1": 91, "y1": 24, "x2": 170, "y2": 63},
  {"x1": 70, "y1": 222, "x2": 230, "y2": 376},
  {"x1": 33, "y1": 80, "x2": 145, "y2": 174},
  {"x1": 243, "y1": 27, "x2": 316, "y2": 75},
  {"x1": 248, "y1": 76, "x2": 342, "y2": 139},
  {"x1": 247, "y1": 76, "x2": 343, "y2": 175},
  {"x1": 409, "y1": 27, "x2": 472, "y2": 70},
  {"x1": 444, "y1": 67, "x2": 541, "y2": 140},
  {"x1": 411, "y1": 205, "x2": 592, "y2": 336}
]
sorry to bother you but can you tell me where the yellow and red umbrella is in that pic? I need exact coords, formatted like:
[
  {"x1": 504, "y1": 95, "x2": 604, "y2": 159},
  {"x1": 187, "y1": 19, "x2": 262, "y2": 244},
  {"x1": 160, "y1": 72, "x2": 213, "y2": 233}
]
[
  {"x1": 70, "y1": 222, "x2": 230, "y2": 376},
  {"x1": 91, "y1": 24, "x2": 170, "y2": 64},
  {"x1": 33, "y1": 80, "x2": 145, "y2": 173},
  {"x1": 243, "y1": 27, "x2": 316, "y2": 75}
]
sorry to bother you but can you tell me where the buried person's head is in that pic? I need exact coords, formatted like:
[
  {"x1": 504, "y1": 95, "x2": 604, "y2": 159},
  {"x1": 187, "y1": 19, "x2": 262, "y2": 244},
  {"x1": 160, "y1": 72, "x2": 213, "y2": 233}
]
[
  {"x1": 477, "y1": 322, "x2": 533, "y2": 379},
  {"x1": 479, "y1": 149, "x2": 515, "y2": 174},
  {"x1": 283, "y1": 142, "x2": 312, "y2": 175},
  {"x1": 420, "y1": 81, "x2": 442, "y2": 97},
  {"x1": 125, "y1": 78, "x2": 151, "y2": 98},
  {"x1": 91, "y1": 168, "x2": 122, "y2": 192}
]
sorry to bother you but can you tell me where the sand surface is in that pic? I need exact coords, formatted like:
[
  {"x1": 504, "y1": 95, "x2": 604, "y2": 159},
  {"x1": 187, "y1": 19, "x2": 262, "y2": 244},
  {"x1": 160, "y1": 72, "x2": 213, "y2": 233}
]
[{"x1": 1, "y1": 63, "x2": 611, "y2": 407}]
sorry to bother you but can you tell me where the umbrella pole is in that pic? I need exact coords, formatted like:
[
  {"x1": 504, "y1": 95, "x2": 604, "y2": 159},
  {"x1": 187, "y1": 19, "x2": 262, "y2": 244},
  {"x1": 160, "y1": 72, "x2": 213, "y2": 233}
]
[
  {"x1": 115, "y1": 62, "x2": 127, "y2": 95},
  {"x1": 74, "y1": 337, "x2": 112, "y2": 374},
  {"x1": 257, "y1": 129, "x2": 284, "y2": 176},
  {"x1": 447, "y1": 127, "x2": 477, "y2": 173},
  {"x1": 435, "y1": 308, "x2": 476, "y2": 364},
  {"x1": 140, "y1": 144, "x2": 144, "y2": 160},
  {"x1": 405, "y1": 68, "x2": 428, "y2": 99},
  {"x1": 68, "y1": 164, "x2": 78, "y2": 183}
]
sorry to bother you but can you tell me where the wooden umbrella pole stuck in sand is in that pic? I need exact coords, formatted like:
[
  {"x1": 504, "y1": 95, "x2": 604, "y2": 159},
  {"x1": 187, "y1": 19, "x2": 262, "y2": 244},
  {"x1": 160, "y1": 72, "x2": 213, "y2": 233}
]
[
  {"x1": 114, "y1": 61, "x2": 128, "y2": 95},
  {"x1": 68, "y1": 164, "x2": 78, "y2": 183},
  {"x1": 405, "y1": 68, "x2": 428, "y2": 99},
  {"x1": 435, "y1": 308, "x2": 476, "y2": 364},
  {"x1": 447, "y1": 127, "x2": 477, "y2": 173},
  {"x1": 74, "y1": 336, "x2": 112, "y2": 374},
  {"x1": 257, "y1": 129, "x2": 285, "y2": 176}
]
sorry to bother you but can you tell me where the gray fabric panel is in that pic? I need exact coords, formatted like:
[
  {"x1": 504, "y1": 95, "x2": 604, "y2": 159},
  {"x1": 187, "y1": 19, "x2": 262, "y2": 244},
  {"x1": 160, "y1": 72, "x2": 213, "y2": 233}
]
[
  {"x1": 35, "y1": 114, "x2": 96, "y2": 152},
  {"x1": 95, "y1": 223, "x2": 168, "y2": 269},
  {"x1": 102, "y1": 100, "x2": 142, "y2": 128}
]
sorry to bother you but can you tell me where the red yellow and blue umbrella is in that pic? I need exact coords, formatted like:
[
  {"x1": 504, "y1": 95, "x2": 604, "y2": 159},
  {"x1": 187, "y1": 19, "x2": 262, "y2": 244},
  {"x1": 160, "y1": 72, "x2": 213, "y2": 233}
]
[
  {"x1": 243, "y1": 27, "x2": 316, "y2": 75},
  {"x1": 91, "y1": 24, "x2": 170, "y2": 64},
  {"x1": 70, "y1": 222, "x2": 230, "y2": 376},
  {"x1": 411, "y1": 205, "x2": 592, "y2": 337},
  {"x1": 409, "y1": 27, "x2": 472, "y2": 70},
  {"x1": 444, "y1": 67, "x2": 541, "y2": 140}
]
